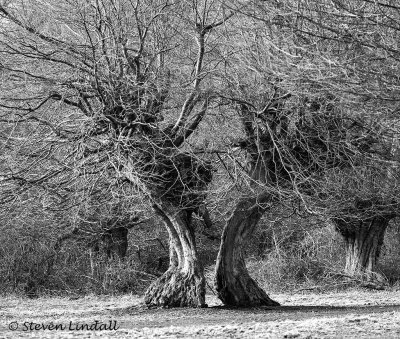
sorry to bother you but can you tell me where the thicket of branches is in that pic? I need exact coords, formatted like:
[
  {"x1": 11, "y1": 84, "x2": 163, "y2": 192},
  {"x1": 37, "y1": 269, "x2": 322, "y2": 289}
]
[{"x1": 1, "y1": 0, "x2": 400, "y2": 307}]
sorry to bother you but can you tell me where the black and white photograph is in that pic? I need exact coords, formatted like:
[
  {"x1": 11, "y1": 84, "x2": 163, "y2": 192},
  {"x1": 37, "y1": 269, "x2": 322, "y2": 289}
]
[{"x1": 1, "y1": 1, "x2": 400, "y2": 337}]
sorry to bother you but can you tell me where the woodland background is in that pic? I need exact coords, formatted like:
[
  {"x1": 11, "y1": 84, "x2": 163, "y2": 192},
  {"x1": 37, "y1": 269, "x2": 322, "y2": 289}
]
[{"x1": 1, "y1": 0, "x2": 400, "y2": 305}]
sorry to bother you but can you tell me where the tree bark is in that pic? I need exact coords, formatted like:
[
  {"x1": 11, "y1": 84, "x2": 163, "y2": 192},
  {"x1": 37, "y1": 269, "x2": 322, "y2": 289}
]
[
  {"x1": 215, "y1": 193, "x2": 280, "y2": 307},
  {"x1": 334, "y1": 216, "x2": 390, "y2": 280},
  {"x1": 144, "y1": 202, "x2": 206, "y2": 308}
]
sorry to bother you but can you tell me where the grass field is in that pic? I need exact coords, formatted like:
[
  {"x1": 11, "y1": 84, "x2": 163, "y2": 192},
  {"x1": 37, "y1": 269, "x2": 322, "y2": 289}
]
[{"x1": 1, "y1": 290, "x2": 400, "y2": 338}]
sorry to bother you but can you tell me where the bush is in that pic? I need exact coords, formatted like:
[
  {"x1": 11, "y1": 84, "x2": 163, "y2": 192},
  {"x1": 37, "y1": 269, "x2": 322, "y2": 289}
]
[
  {"x1": 248, "y1": 221, "x2": 347, "y2": 292},
  {"x1": 246, "y1": 217, "x2": 400, "y2": 292},
  {"x1": 3, "y1": 204, "x2": 400, "y2": 297}
]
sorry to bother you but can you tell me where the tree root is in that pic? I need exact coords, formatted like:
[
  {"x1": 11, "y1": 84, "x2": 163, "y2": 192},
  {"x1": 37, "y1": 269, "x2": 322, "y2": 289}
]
[{"x1": 144, "y1": 269, "x2": 206, "y2": 308}]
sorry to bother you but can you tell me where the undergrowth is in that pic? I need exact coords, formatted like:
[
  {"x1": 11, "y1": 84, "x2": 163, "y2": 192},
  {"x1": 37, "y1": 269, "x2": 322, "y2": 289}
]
[{"x1": 2, "y1": 217, "x2": 400, "y2": 297}]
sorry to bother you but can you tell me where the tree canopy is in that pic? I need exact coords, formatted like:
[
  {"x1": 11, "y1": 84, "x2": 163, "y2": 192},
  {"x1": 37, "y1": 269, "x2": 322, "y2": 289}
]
[{"x1": 1, "y1": 0, "x2": 400, "y2": 307}]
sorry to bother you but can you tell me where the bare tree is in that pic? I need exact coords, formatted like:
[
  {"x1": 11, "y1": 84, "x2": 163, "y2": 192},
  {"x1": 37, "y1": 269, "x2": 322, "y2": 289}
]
[
  {"x1": 263, "y1": 0, "x2": 400, "y2": 280},
  {"x1": 212, "y1": 0, "x2": 400, "y2": 305},
  {"x1": 3, "y1": 0, "x2": 399, "y2": 309},
  {"x1": 0, "y1": 0, "x2": 232, "y2": 307}
]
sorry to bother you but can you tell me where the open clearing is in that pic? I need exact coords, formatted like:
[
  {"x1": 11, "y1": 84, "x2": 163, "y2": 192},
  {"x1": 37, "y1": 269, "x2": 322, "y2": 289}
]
[{"x1": 1, "y1": 290, "x2": 400, "y2": 338}]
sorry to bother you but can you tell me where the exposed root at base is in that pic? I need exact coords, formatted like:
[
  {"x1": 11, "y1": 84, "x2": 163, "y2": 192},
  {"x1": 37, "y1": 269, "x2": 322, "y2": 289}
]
[
  {"x1": 216, "y1": 274, "x2": 280, "y2": 308},
  {"x1": 144, "y1": 269, "x2": 206, "y2": 308}
]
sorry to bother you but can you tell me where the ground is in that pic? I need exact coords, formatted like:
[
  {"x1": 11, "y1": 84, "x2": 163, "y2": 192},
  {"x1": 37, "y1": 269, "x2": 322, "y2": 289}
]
[{"x1": 1, "y1": 290, "x2": 400, "y2": 338}]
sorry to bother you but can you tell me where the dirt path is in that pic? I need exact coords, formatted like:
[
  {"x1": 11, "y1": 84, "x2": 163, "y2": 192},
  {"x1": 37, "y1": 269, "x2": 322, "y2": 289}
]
[{"x1": 1, "y1": 290, "x2": 400, "y2": 338}]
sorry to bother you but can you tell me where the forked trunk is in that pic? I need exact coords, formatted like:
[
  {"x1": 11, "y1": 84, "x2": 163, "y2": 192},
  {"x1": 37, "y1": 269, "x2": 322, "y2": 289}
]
[
  {"x1": 144, "y1": 203, "x2": 206, "y2": 308},
  {"x1": 334, "y1": 216, "x2": 390, "y2": 280},
  {"x1": 215, "y1": 194, "x2": 280, "y2": 307}
]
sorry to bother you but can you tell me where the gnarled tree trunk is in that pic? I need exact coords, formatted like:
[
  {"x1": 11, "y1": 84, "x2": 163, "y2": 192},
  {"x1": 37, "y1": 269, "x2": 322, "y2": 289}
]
[
  {"x1": 215, "y1": 194, "x2": 279, "y2": 307},
  {"x1": 144, "y1": 202, "x2": 206, "y2": 308},
  {"x1": 334, "y1": 216, "x2": 391, "y2": 280}
]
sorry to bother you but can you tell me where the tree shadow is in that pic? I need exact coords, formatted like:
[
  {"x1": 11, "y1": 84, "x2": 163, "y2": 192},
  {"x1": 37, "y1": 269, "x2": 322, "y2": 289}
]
[
  {"x1": 111, "y1": 302, "x2": 400, "y2": 329},
  {"x1": 274, "y1": 304, "x2": 400, "y2": 312},
  {"x1": 212, "y1": 303, "x2": 400, "y2": 312},
  {"x1": 208, "y1": 303, "x2": 400, "y2": 321}
]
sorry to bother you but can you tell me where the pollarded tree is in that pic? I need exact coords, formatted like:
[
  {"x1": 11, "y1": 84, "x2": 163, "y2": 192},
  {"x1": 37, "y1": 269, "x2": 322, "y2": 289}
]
[
  {"x1": 0, "y1": 0, "x2": 233, "y2": 307},
  {"x1": 213, "y1": 0, "x2": 400, "y2": 306},
  {"x1": 323, "y1": 161, "x2": 399, "y2": 279},
  {"x1": 249, "y1": 0, "x2": 400, "y2": 280}
]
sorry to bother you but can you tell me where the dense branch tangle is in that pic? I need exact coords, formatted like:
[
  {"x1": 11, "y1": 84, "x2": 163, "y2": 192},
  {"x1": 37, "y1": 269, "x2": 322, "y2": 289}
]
[
  {"x1": 3, "y1": 0, "x2": 399, "y2": 309},
  {"x1": 214, "y1": 86, "x2": 357, "y2": 306},
  {"x1": 213, "y1": 1, "x2": 400, "y2": 298},
  {"x1": 215, "y1": 74, "x2": 396, "y2": 305},
  {"x1": 0, "y1": 0, "x2": 234, "y2": 307}
]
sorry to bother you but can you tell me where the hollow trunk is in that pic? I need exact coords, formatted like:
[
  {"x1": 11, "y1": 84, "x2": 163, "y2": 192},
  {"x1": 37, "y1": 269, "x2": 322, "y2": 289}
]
[
  {"x1": 144, "y1": 202, "x2": 206, "y2": 308},
  {"x1": 215, "y1": 194, "x2": 280, "y2": 307},
  {"x1": 334, "y1": 216, "x2": 390, "y2": 280}
]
